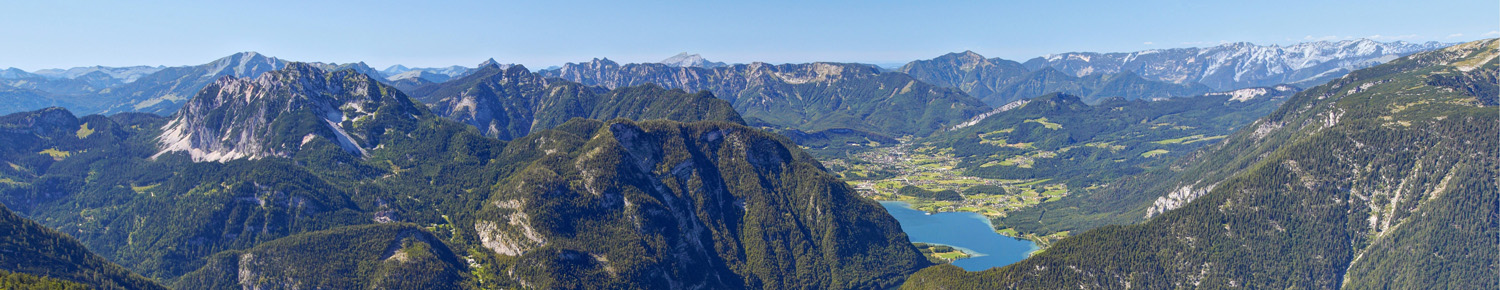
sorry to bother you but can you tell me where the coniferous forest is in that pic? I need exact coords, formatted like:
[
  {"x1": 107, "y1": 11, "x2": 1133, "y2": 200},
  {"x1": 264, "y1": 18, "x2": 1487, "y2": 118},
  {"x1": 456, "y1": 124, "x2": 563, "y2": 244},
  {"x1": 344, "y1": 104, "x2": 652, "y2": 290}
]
[{"x1": 0, "y1": 3, "x2": 1495, "y2": 289}]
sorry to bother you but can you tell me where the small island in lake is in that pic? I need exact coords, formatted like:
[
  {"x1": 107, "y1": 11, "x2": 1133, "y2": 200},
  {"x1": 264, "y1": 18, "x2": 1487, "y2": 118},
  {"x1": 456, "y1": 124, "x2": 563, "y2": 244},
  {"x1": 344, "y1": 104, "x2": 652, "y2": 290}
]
[{"x1": 914, "y1": 243, "x2": 971, "y2": 263}]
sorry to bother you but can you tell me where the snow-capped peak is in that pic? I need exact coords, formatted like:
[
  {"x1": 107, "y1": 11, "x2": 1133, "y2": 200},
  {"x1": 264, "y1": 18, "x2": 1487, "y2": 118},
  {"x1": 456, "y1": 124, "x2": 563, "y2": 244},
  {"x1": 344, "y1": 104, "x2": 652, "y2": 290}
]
[{"x1": 1025, "y1": 39, "x2": 1450, "y2": 90}]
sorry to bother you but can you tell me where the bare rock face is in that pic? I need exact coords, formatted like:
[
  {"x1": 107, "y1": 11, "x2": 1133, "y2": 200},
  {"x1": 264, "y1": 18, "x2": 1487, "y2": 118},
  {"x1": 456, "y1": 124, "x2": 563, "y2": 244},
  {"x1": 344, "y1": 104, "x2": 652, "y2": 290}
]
[
  {"x1": 1023, "y1": 39, "x2": 1451, "y2": 90},
  {"x1": 154, "y1": 62, "x2": 425, "y2": 162},
  {"x1": 659, "y1": 52, "x2": 728, "y2": 68}
]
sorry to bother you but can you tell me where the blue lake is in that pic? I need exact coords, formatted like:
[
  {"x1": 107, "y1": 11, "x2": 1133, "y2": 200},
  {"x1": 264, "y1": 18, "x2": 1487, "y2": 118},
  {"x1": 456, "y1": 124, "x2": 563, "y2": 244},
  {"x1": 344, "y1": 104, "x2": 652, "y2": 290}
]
[{"x1": 880, "y1": 201, "x2": 1038, "y2": 271}]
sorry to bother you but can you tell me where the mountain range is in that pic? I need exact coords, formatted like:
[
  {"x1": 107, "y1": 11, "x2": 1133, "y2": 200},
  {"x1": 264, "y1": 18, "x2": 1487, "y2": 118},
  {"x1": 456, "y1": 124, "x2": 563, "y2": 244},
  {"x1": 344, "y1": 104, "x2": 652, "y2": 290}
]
[
  {"x1": 659, "y1": 52, "x2": 728, "y2": 68},
  {"x1": 540, "y1": 59, "x2": 991, "y2": 138},
  {"x1": 904, "y1": 38, "x2": 1497, "y2": 290},
  {"x1": 0, "y1": 38, "x2": 1488, "y2": 290},
  {"x1": 0, "y1": 53, "x2": 483, "y2": 116},
  {"x1": 381, "y1": 64, "x2": 478, "y2": 82},
  {"x1": 406, "y1": 62, "x2": 744, "y2": 140},
  {"x1": 898, "y1": 51, "x2": 1215, "y2": 106},
  {"x1": 30, "y1": 65, "x2": 165, "y2": 83},
  {"x1": 819, "y1": 84, "x2": 1301, "y2": 247},
  {"x1": 0, "y1": 39, "x2": 1446, "y2": 125},
  {"x1": 895, "y1": 39, "x2": 1448, "y2": 107},
  {"x1": 75, "y1": 51, "x2": 290, "y2": 115},
  {"x1": 0, "y1": 63, "x2": 929, "y2": 289},
  {"x1": 1023, "y1": 39, "x2": 1450, "y2": 90}
]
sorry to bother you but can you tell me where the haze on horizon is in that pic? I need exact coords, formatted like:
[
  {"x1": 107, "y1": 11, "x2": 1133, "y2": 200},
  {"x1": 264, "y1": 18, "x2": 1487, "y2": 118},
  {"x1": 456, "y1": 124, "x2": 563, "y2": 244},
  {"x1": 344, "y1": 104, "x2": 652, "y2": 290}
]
[{"x1": 1, "y1": 0, "x2": 1494, "y2": 71}]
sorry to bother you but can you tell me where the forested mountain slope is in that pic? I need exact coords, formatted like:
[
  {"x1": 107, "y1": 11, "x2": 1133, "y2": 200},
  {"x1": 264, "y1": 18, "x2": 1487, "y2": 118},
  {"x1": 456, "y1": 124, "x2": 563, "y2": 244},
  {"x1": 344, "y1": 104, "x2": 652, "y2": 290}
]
[
  {"x1": 458, "y1": 119, "x2": 929, "y2": 289},
  {"x1": 0, "y1": 268, "x2": 92, "y2": 290},
  {"x1": 927, "y1": 85, "x2": 1297, "y2": 188},
  {"x1": 173, "y1": 223, "x2": 470, "y2": 290},
  {"x1": 0, "y1": 64, "x2": 929, "y2": 289},
  {"x1": 0, "y1": 85, "x2": 64, "y2": 116},
  {"x1": 820, "y1": 85, "x2": 1299, "y2": 246},
  {"x1": 0, "y1": 202, "x2": 166, "y2": 290},
  {"x1": 903, "y1": 38, "x2": 1498, "y2": 290}
]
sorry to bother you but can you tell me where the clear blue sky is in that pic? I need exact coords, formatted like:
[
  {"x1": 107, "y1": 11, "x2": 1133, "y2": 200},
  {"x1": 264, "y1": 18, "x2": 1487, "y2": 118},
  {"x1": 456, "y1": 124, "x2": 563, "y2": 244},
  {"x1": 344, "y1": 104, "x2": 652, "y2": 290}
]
[{"x1": 2, "y1": 0, "x2": 1495, "y2": 70}]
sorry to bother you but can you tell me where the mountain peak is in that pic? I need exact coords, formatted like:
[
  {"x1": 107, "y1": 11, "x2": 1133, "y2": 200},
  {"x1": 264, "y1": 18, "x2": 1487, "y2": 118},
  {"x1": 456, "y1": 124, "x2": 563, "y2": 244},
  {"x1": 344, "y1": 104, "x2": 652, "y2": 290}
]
[
  {"x1": 0, "y1": 67, "x2": 34, "y2": 79},
  {"x1": 478, "y1": 58, "x2": 501, "y2": 68},
  {"x1": 75, "y1": 70, "x2": 115, "y2": 80},
  {"x1": 583, "y1": 57, "x2": 620, "y2": 67},
  {"x1": 1019, "y1": 39, "x2": 1451, "y2": 91},
  {"x1": 205, "y1": 51, "x2": 286, "y2": 79},
  {"x1": 499, "y1": 64, "x2": 533, "y2": 78},
  {"x1": 0, "y1": 106, "x2": 78, "y2": 137},
  {"x1": 921, "y1": 50, "x2": 996, "y2": 71},
  {"x1": 287, "y1": 61, "x2": 328, "y2": 73},
  {"x1": 957, "y1": 50, "x2": 984, "y2": 58},
  {"x1": 156, "y1": 63, "x2": 425, "y2": 162},
  {"x1": 1031, "y1": 92, "x2": 1084, "y2": 104},
  {"x1": 660, "y1": 52, "x2": 727, "y2": 68},
  {"x1": 221, "y1": 51, "x2": 271, "y2": 63},
  {"x1": 935, "y1": 50, "x2": 986, "y2": 61}
]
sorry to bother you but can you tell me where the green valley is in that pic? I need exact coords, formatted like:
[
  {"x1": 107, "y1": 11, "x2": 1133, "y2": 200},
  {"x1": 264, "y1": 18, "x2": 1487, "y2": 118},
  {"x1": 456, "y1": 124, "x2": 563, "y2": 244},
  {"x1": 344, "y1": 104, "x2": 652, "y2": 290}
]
[
  {"x1": 824, "y1": 140, "x2": 1066, "y2": 221},
  {"x1": 0, "y1": 4, "x2": 1489, "y2": 288},
  {"x1": 814, "y1": 86, "x2": 1298, "y2": 246},
  {"x1": 902, "y1": 37, "x2": 1499, "y2": 290}
]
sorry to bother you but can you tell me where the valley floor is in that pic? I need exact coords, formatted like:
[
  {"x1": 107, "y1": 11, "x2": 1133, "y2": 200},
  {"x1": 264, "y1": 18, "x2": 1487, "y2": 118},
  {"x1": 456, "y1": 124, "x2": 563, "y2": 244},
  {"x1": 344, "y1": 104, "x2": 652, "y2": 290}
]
[{"x1": 815, "y1": 140, "x2": 1073, "y2": 247}]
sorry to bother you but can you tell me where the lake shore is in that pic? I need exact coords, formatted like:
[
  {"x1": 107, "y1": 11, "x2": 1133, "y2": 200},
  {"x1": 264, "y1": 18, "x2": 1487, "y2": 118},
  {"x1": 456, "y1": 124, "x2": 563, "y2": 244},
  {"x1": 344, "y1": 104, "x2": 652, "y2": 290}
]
[{"x1": 881, "y1": 201, "x2": 1040, "y2": 271}]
